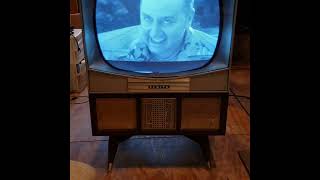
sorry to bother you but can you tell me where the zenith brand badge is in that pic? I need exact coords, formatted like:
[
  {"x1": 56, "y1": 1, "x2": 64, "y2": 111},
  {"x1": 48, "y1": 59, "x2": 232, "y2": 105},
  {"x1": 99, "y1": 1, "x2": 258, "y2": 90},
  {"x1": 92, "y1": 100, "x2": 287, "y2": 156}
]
[{"x1": 148, "y1": 85, "x2": 170, "y2": 89}]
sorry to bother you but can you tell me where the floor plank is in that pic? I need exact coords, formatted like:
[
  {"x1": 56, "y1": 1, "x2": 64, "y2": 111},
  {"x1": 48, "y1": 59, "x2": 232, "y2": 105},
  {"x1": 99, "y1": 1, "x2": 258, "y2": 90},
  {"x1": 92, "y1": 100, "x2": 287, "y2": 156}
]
[
  {"x1": 239, "y1": 150, "x2": 250, "y2": 175},
  {"x1": 230, "y1": 69, "x2": 250, "y2": 97}
]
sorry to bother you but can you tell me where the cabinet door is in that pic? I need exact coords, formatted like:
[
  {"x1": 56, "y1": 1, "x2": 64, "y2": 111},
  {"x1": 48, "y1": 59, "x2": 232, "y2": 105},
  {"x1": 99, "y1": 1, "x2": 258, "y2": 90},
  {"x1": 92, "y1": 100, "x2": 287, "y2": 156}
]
[
  {"x1": 96, "y1": 98, "x2": 137, "y2": 130},
  {"x1": 181, "y1": 98, "x2": 221, "y2": 130}
]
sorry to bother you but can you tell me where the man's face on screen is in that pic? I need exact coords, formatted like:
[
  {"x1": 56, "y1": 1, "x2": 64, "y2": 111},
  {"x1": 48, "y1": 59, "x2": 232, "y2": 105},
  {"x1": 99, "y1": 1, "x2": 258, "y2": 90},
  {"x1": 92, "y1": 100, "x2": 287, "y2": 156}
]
[{"x1": 140, "y1": 0, "x2": 193, "y2": 59}]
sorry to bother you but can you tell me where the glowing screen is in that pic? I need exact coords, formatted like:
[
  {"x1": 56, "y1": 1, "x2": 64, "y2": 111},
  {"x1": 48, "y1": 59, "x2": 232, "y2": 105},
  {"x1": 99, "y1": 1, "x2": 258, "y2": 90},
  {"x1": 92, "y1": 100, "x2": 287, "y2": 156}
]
[{"x1": 96, "y1": 0, "x2": 220, "y2": 73}]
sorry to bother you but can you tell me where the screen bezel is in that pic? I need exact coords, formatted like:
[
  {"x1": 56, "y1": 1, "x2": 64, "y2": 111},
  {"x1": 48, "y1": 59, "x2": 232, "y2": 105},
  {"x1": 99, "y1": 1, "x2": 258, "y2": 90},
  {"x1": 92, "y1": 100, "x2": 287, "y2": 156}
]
[
  {"x1": 93, "y1": 0, "x2": 224, "y2": 77},
  {"x1": 80, "y1": 0, "x2": 237, "y2": 79}
]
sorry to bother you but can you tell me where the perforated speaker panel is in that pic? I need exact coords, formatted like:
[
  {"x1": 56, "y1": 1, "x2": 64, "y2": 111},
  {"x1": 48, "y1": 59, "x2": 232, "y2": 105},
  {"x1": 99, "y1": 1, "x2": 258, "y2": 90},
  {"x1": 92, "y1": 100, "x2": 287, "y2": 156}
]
[{"x1": 141, "y1": 98, "x2": 176, "y2": 130}]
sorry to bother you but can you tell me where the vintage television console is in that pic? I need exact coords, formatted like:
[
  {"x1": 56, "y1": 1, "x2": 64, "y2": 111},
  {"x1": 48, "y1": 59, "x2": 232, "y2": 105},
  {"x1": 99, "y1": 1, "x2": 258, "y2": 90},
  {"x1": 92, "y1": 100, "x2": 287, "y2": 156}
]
[{"x1": 79, "y1": 0, "x2": 237, "y2": 170}]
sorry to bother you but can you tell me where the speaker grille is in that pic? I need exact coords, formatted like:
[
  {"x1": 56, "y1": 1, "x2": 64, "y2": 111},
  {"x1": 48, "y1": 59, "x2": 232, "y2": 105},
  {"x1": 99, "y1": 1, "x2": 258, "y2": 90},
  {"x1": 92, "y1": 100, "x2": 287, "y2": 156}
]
[{"x1": 141, "y1": 98, "x2": 176, "y2": 129}]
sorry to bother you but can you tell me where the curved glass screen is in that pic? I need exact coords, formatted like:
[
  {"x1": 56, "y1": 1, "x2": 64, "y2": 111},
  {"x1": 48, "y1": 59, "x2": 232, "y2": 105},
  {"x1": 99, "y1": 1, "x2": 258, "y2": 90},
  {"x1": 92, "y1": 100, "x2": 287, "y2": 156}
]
[{"x1": 96, "y1": 0, "x2": 220, "y2": 74}]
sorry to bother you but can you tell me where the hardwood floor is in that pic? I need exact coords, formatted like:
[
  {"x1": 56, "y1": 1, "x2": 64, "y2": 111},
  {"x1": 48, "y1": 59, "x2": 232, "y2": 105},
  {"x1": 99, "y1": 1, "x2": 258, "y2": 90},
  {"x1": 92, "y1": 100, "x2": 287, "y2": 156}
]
[{"x1": 70, "y1": 69, "x2": 250, "y2": 180}]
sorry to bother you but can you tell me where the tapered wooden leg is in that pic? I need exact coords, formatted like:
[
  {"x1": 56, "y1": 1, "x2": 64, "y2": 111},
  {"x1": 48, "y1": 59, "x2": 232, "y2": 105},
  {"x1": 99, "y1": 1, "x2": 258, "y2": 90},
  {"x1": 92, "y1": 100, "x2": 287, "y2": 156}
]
[
  {"x1": 107, "y1": 136, "x2": 131, "y2": 173},
  {"x1": 186, "y1": 135, "x2": 215, "y2": 169},
  {"x1": 107, "y1": 136, "x2": 117, "y2": 172}
]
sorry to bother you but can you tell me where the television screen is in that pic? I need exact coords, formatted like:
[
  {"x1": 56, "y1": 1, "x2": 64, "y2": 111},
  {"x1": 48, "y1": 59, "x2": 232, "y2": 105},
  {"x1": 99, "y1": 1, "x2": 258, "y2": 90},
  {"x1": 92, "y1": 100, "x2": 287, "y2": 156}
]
[{"x1": 96, "y1": 0, "x2": 221, "y2": 74}]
